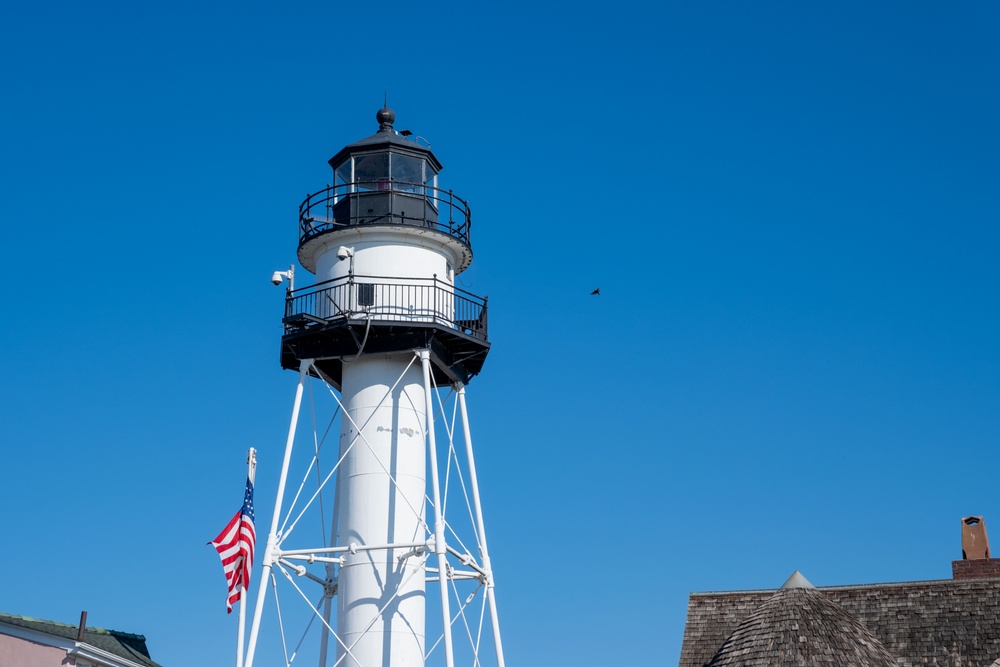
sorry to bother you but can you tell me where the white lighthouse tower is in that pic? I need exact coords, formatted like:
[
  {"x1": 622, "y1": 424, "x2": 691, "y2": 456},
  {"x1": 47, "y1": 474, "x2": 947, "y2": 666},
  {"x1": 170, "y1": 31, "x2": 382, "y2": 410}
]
[{"x1": 243, "y1": 107, "x2": 504, "y2": 667}]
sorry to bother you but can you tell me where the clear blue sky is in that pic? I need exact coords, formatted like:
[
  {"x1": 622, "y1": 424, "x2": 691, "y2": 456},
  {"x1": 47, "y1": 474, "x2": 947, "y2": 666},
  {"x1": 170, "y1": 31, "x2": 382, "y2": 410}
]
[{"x1": 1, "y1": 2, "x2": 998, "y2": 665}]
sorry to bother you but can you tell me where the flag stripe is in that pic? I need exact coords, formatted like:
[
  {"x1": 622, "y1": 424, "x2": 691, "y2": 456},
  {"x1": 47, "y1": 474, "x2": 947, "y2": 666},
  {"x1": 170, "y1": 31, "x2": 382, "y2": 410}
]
[{"x1": 210, "y1": 477, "x2": 256, "y2": 613}]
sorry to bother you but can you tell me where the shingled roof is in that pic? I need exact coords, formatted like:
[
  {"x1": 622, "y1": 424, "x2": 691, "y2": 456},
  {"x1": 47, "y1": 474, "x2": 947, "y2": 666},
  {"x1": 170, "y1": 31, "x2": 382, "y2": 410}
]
[
  {"x1": 704, "y1": 573, "x2": 896, "y2": 667},
  {"x1": 680, "y1": 576, "x2": 1000, "y2": 667},
  {"x1": 0, "y1": 612, "x2": 163, "y2": 667}
]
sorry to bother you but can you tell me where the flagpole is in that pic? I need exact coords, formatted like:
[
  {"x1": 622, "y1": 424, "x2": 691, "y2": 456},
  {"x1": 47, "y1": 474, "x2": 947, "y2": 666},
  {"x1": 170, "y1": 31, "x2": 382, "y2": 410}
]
[{"x1": 237, "y1": 448, "x2": 257, "y2": 667}]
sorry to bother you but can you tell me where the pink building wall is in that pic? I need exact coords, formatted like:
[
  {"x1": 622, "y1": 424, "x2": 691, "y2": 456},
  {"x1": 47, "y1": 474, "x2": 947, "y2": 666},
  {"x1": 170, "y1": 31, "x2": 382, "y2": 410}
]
[{"x1": 0, "y1": 633, "x2": 74, "y2": 667}]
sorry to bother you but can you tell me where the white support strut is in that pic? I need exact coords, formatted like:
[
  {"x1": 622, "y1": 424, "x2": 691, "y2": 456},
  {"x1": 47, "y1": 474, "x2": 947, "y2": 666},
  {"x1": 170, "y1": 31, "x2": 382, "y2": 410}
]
[
  {"x1": 244, "y1": 358, "x2": 312, "y2": 667},
  {"x1": 457, "y1": 385, "x2": 506, "y2": 667},
  {"x1": 419, "y1": 349, "x2": 455, "y2": 667}
]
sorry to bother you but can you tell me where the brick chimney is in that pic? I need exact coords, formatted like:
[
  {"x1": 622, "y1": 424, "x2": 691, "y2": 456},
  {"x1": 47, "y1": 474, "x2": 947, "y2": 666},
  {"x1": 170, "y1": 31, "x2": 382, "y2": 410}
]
[{"x1": 952, "y1": 516, "x2": 1000, "y2": 579}]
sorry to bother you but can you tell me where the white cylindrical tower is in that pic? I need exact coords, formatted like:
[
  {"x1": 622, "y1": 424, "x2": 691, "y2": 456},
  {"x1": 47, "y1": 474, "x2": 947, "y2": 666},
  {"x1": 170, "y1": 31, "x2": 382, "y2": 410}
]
[
  {"x1": 243, "y1": 107, "x2": 502, "y2": 667},
  {"x1": 336, "y1": 354, "x2": 427, "y2": 666}
]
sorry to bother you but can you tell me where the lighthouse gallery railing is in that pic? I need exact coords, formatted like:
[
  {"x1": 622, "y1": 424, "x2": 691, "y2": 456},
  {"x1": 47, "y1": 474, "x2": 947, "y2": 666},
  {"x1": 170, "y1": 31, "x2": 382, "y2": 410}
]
[
  {"x1": 299, "y1": 181, "x2": 472, "y2": 248},
  {"x1": 284, "y1": 275, "x2": 488, "y2": 341}
]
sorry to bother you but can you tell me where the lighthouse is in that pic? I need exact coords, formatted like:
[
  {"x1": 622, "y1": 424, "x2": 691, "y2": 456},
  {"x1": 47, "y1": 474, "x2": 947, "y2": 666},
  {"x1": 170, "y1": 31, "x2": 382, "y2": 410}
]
[{"x1": 243, "y1": 107, "x2": 504, "y2": 667}]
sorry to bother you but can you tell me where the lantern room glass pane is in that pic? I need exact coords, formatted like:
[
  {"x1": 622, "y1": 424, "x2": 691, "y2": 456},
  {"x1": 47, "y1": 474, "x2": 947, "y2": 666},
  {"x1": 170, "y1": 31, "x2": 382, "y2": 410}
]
[
  {"x1": 391, "y1": 154, "x2": 424, "y2": 194},
  {"x1": 334, "y1": 160, "x2": 352, "y2": 201},
  {"x1": 354, "y1": 153, "x2": 389, "y2": 191},
  {"x1": 335, "y1": 161, "x2": 351, "y2": 187},
  {"x1": 390, "y1": 154, "x2": 422, "y2": 183}
]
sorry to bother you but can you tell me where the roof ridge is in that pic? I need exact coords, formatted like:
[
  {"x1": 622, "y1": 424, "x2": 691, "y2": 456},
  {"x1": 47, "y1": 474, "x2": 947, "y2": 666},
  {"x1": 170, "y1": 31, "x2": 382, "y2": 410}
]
[
  {"x1": 0, "y1": 612, "x2": 146, "y2": 640},
  {"x1": 690, "y1": 575, "x2": 1000, "y2": 596},
  {"x1": 105, "y1": 628, "x2": 148, "y2": 640},
  {"x1": 0, "y1": 613, "x2": 79, "y2": 629}
]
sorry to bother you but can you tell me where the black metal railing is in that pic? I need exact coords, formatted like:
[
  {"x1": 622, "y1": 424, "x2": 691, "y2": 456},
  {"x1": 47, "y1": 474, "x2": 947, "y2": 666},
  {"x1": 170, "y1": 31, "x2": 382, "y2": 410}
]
[
  {"x1": 299, "y1": 181, "x2": 472, "y2": 248},
  {"x1": 284, "y1": 274, "x2": 488, "y2": 341}
]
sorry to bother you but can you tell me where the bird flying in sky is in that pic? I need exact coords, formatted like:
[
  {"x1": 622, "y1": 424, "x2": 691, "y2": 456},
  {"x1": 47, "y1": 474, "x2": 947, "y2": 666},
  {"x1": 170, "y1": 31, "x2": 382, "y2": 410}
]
[{"x1": 590, "y1": 288, "x2": 600, "y2": 296}]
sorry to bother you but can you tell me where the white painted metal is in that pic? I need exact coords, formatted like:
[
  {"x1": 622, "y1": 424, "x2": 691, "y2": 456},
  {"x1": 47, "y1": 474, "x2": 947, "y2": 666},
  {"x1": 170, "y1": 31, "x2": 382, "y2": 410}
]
[
  {"x1": 242, "y1": 356, "x2": 505, "y2": 667},
  {"x1": 335, "y1": 353, "x2": 428, "y2": 667},
  {"x1": 314, "y1": 232, "x2": 455, "y2": 284},
  {"x1": 245, "y1": 359, "x2": 311, "y2": 667},
  {"x1": 309, "y1": 231, "x2": 459, "y2": 326},
  {"x1": 456, "y1": 386, "x2": 506, "y2": 667},
  {"x1": 419, "y1": 350, "x2": 454, "y2": 667},
  {"x1": 299, "y1": 226, "x2": 472, "y2": 276}
]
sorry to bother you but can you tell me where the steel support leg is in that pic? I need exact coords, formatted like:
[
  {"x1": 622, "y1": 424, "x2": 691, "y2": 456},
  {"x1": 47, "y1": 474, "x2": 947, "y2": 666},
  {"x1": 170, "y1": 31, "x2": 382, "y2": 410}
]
[
  {"x1": 419, "y1": 349, "x2": 455, "y2": 667},
  {"x1": 244, "y1": 359, "x2": 312, "y2": 667},
  {"x1": 457, "y1": 384, "x2": 506, "y2": 667}
]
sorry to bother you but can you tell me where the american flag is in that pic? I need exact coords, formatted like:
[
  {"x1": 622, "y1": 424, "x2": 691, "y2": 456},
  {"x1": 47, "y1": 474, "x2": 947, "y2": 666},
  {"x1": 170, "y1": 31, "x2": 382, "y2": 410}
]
[{"x1": 210, "y1": 477, "x2": 256, "y2": 613}]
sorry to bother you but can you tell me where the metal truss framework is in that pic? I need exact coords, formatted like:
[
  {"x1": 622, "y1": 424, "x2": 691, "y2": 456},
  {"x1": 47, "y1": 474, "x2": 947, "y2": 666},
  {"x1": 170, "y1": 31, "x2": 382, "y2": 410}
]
[{"x1": 243, "y1": 353, "x2": 505, "y2": 667}]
